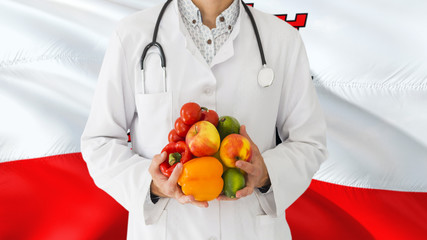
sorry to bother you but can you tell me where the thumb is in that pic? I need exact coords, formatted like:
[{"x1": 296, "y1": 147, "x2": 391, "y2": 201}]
[
  {"x1": 240, "y1": 125, "x2": 254, "y2": 145},
  {"x1": 153, "y1": 152, "x2": 167, "y2": 166},
  {"x1": 168, "y1": 162, "x2": 183, "y2": 185}
]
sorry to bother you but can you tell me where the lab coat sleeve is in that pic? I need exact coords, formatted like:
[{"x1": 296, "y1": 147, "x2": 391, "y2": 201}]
[
  {"x1": 80, "y1": 30, "x2": 168, "y2": 225},
  {"x1": 256, "y1": 31, "x2": 328, "y2": 218}
]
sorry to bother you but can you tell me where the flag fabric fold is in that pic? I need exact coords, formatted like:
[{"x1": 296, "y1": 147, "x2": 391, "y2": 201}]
[
  {"x1": 1, "y1": 0, "x2": 426, "y2": 239},
  {"x1": 0, "y1": 153, "x2": 128, "y2": 240}
]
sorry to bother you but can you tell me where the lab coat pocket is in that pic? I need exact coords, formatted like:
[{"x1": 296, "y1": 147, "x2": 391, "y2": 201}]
[
  {"x1": 134, "y1": 92, "x2": 172, "y2": 158},
  {"x1": 256, "y1": 214, "x2": 290, "y2": 239},
  {"x1": 128, "y1": 209, "x2": 168, "y2": 240},
  {"x1": 256, "y1": 214, "x2": 275, "y2": 239}
]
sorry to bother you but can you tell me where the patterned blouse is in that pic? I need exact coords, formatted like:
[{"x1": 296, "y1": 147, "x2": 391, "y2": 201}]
[{"x1": 178, "y1": 0, "x2": 240, "y2": 65}]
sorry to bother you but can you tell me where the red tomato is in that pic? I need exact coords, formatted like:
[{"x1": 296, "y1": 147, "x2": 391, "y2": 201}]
[
  {"x1": 168, "y1": 129, "x2": 184, "y2": 142},
  {"x1": 180, "y1": 102, "x2": 202, "y2": 125},
  {"x1": 201, "y1": 108, "x2": 219, "y2": 127},
  {"x1": 174, "y1": 117, "x2": 191, "y2": 137}
]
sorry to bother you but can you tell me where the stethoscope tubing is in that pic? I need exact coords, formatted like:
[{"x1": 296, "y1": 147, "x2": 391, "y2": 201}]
[
  {"x1": 140, "y1": 0, "x2": 273, "y2": 92},
  {"x1": 241, "y1": 1, "x2": 266, "y2": 66},
  {"x1": 140, "y1": 0, "x2": 172, "y2": 70}
]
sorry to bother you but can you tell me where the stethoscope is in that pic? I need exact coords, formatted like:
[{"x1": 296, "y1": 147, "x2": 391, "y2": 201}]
[{"x1": 140, "y1": 0, "x2": 274, "y2": 94}]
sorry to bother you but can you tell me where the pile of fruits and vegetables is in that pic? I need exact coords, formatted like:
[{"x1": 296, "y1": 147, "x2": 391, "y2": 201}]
[{"x1": 159, "y1": 102, "x2": 252, "y2": 201}]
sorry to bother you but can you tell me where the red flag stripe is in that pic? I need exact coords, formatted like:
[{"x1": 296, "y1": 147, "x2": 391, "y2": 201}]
[
  {"x1": 2, "y1": 154, "x2": 427, "y2": 239},
  {"x1": 287, "y1": 179, "x2": 427, "y2": 239},
  {"x1": 0, "y1": 153, "x2": 128, "y2": 240}
]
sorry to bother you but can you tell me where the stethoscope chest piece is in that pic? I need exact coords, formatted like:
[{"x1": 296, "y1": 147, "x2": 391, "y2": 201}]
[{"x1": 258, "y1": 65, "x2": 274, "y2": 88}]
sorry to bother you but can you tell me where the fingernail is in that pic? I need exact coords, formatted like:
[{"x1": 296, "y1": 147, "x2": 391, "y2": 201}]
[{"x1": 235, "y1": 161, "x2": 241, "y2": 167}]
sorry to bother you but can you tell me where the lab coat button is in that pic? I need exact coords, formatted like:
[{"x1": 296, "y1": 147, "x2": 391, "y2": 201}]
[{"x1": 204, "y1": 88, "x2": 213, "y2": 95}]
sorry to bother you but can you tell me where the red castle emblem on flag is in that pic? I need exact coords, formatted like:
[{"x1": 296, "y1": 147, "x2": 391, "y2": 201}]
[{"x1": 246, "y1": 3, "x2": 308, "y2": 30}]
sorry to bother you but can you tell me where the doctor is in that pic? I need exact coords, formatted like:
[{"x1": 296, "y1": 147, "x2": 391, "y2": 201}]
[{"x1": 81, "y1": 0, "x2": 327, "y2": 239}]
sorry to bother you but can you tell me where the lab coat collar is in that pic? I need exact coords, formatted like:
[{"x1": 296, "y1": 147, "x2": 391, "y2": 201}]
[
  {"x1": 178, "y1": 0, "x2": 239, "y2": 34},
  {"x1": 209, "y1": 0, "x2": 245, "y2": 68},
  {"x1": 177, "y1": 0, "x2": 202, "y2": 28},
  {"x1": 171, "y1": 0, "x2": 207, "y2": 68},
  {"x1": 172, "y1": 0, "x2": 245, "y2": 69}
]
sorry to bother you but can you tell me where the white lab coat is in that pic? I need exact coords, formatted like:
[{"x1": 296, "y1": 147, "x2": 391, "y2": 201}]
[{"x1": 81, "y1": 1, "x2": 327, "y2": 239}]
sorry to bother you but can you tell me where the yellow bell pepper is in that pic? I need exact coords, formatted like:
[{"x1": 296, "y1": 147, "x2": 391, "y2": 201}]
[{"x1": 178, "y1": 157, "x2": 223, "y2": 201}]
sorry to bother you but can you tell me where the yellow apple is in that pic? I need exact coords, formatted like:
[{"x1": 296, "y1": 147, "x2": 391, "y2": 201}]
[{"x1": 186, "y1": 121, "x2": 221, "y2": 157}]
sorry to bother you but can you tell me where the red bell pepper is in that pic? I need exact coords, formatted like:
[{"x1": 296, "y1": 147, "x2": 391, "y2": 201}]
[{"x1": 159, "y1": 141, "x2": 192, "y2": 177}]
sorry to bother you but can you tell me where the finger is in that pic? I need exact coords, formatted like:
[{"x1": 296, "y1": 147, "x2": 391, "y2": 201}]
[
  {"x1": 156, "y1": 152, "x2": 167, "y2": 164},
  {"x1": 168, "y1": 162, "x2": 183, "y2": 184},
  {"x1": 239, "y1": 125, "x2": 261, "y2": 159},
  {"x1": 149, "y1": 152, "x2": 168, "y2": 178},
  {"x1": 154, "y1": 163, "x2": 181, "y2": 197},
  {"x1": 184, "y1": 195, "x2": 209, "y2": 208},
  {"x1": 176, "y1": 192, "x2": 193, "y2": 204},
  {"x1": 235, "y1": 160, "x2": 256, "y2": 175},
  {"x1": 191, "y1": 200, "x2": 209, "y2": 208},
  {"x1": 177, "y1": 194, "x2": 209, "y2": 208},
  {"x1": 217, "y1": 195, "x2": 239, "y2": 201},
  {"x1": 239, "y1": 125, "x2": 255, "y2": 145},
  {"x1": 236, "y1": 186, "x2": 253, "y2": 198},
  {"x1": 149, "y1": 152, "x2": 167, "y2": 172}
]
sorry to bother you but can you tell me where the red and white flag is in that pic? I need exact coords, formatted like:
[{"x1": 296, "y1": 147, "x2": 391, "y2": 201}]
[{"x1": 1, "y1": 0, "x2": 426, "y2": 239}]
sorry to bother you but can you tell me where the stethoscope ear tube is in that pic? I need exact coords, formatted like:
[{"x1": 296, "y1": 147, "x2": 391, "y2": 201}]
[
  {"x1": 139, "y1": 42, "x2": 167, "y2": 94},
  {"x1": 241, "y1": 1, "x2": 266, "y2": 66},
  {"x1": 152, "y1": 0, "x2": 173, "y2": 43},
  {"x1": 140, "y1": 0, "x2": 171, "y2": 70},
  {"x1": 139, "y1": 0, "x2": 171, "y2": 94},
  {"x1": 140, "y1": 42, "x2": 166, "y2": 70}
]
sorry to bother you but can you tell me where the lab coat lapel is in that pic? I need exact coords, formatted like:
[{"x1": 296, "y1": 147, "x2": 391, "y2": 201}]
[
  {"x1": 183, "y1": 30, "x2": 210, "y2": 69},
  {"x1": 172, "y1": 0, "x2": 210, "y2": 69},
  {"x1": 210, "y1": 0, "x2": 244, "y2": 68}
]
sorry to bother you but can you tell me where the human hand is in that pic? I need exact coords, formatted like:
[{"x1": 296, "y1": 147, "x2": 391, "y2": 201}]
[
  {"x1": 217, "y1": 125, "x2": 270, "y2": 201},
  {"x1": 149, "y1": 152, "x2": 208, "y2": 208}
]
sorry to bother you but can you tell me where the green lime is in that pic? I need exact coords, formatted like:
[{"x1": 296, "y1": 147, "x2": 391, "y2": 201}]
[
  {"x1": 222, "y1": 168, "x2": 246, "y2": 198},
  {"x1": 217, "y1": 116, "x2": 240, "y2": 140}
]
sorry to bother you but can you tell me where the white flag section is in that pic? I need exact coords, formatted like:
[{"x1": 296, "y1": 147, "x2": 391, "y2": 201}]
[
  {"x1": 1, "y1": 0, "x2": 426, "y2": 239},
  {"x1": 287, "y1": 0, "x2": 427, "y2": 193}
]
